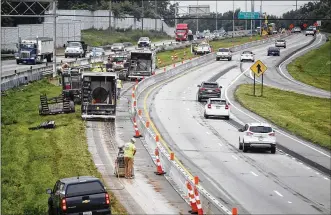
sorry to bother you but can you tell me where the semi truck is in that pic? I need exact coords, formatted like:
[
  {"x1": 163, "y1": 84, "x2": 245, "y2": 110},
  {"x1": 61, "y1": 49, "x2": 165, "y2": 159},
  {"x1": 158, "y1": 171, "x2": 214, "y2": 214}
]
[
  {"x1": 128, "y1": 48, "x2": 156, "y2": 80},
  {"x1": 81, "y1": 72, "x2": 118, "y2": 120},
  {"x1": 15, "y1": 37, "x2": 53, "y2": 65},
  {"x1": 175, "y1": 23, "x2": 193, "y2": 42}
]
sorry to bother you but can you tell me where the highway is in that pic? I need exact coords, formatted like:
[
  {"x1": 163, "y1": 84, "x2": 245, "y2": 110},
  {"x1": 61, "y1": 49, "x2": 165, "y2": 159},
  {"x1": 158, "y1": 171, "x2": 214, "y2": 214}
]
[
  {"x1": 0, "y1": 40, "x2": 175, "y2": 77},
  {"x1": 139, "y1": 33, "x2": 331, "y2": 214}
]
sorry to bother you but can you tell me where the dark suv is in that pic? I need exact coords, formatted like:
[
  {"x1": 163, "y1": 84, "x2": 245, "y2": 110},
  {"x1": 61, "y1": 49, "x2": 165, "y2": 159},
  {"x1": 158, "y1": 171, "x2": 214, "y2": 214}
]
[
  {"x1": 47, "y1": 176, "x2": 111, "y2": 215},
  {"x1": 197, "y1": 81, "x2": 222, "y2": 102}
]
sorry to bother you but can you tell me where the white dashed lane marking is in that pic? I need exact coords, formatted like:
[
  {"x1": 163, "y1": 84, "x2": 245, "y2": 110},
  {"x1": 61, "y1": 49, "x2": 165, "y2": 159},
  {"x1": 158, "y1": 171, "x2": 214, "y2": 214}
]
[
  {"x1": 250, "y1": 171, "x2": 258, "y2": 177},
  {"x1": 274, "y1": 190, "x2": 284, "y2": 197}
]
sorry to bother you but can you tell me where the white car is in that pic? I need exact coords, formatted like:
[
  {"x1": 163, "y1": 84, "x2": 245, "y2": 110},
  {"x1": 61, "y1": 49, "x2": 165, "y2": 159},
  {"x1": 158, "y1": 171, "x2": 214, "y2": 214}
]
[
  {"x1": 216, "y1": 48, "x2": 232, "y2": 61},
  {"x1": 240, "y1": 51, "x2": 255, "y2": 62},
  {"x1": 275, "y1": 39, "x2": 286, "y2": 48},
  {"x1": 204, "y1": 98, "x2": 230, "y2": 120},
  {"x1": 111, "y1": 43, "x2": 124, "y2": 52},
  {"x1": 196, "y1": 43, "x2": 211, "y2": 55},
  {"x1": 238, "y1": 123, "x2": 276, "y2": 154},
  {"x1": 138, "y1": 37, "x2": 151, "y2": 47},
  {"x1": 305, "y1": 27, "x2": 315, "y2": 36}
]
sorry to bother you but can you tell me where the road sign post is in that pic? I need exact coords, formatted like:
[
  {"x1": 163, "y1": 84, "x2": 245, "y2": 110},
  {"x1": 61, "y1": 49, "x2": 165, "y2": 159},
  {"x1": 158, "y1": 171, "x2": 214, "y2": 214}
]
[{"x1": 250, "y1": 60, "x2": 268, "y2": 96}]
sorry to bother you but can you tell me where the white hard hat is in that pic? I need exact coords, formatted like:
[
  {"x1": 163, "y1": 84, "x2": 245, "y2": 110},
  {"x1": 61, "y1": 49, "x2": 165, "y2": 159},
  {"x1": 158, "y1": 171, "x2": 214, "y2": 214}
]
[{"x1": 131, "y1": 138, "x2": 136, "y2": 143}]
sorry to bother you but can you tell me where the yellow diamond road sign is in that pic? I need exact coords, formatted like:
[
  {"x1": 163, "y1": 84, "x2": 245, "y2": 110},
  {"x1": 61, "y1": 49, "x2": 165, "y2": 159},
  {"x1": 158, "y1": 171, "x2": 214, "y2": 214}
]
[{"x1": 250, "y1": 60, "x2": 267, "y2": 77}]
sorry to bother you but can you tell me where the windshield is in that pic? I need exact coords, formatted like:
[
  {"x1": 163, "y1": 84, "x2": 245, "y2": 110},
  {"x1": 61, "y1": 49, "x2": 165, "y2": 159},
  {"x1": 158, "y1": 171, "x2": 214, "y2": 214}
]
[
  {"x1": 243, "y1": 51, "x2": 252, "y2": 54},
  {"x1": 20, "y1": 44, "x2": 35, "y2": 49},
  {"x1": 68, "y1": 42, "x2": 81, "y2": 47},
  {"x1": 202, "y1": 83, "x2": 218, "y2": 88},
  {"x1": 113, "y1": 43, "x2": 123, "y2": 47},
  {"x1": 176, "y1": 29, "x2": 187, "y2": 33},
  {"x1": 199, "y1": 44, "x2": 209, "y2": 47},
  {"x1": 210, "y1": 100, "x2": 226, "y2": 105},
  {"x1": 139, "y1": 37, "x2": 149, "y2": 41},
  {"x1": 219, "y1": 48, "x2": 229, "y2": 52},
  {"x1": 66, "y1": 181, "x2": 105, "y2": 197},
  {"x1": 92, "y1": 48, "x2": 104, "y2": 52},
  {"x1": 249, "y1": 126, "x2": 273, "y2": 133},
  {"x1": 276, "y1": 40, "x2": 284, "y2": 42}
]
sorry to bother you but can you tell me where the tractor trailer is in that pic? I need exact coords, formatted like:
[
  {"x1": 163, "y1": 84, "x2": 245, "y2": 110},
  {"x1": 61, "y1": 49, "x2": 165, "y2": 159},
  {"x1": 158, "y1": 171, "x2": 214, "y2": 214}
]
[
  {"x1": 175, "y1": 23, "x2": 193, "y2": 42},
  {"x1": 15, "y1": 37, "x2": 53, "y2": 65}
]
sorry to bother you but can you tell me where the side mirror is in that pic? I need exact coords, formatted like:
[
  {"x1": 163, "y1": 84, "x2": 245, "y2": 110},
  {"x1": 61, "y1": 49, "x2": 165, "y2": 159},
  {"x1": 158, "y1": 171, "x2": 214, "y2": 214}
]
[
  {"x1": 46, "y1": 188, "x2": 52, "y2": 194},
  {"x1": 197, "y1": 85, "x2": 201, "y2": 87},
  {"x1": 219, "y1": 86, "x2": 223, "y2": 88},
  {"x1": 238, "y1": 128, "x2": 243, "y2": 132}
]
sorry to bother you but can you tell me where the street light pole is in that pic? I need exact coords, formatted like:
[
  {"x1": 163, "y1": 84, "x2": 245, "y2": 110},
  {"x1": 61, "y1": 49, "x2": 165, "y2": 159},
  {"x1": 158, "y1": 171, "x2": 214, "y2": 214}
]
[
  {"x1": 260, "y1": 0, "x2": 262, "y2": 35},
  {"x1": 245, "y1": 0, "x2": 247, "y2": 31},
  {"x1": 155, "y1": 0, "x2": 157, "y2": 31},
  {"x1": 109, "y1": 0, "x2": 112, "y2": 33},
  {"x1": 52, "y1": 0, "x2": 57, "y2": 78},
  {"x1": 141, "y1": 0, "x2": 144, "y2": 34},
  {"x1": 216, "y1": 0, "x2": 218, "y2": 31},
  {"x1": 232, "y1": 0, "x2": 234, "y2": 37},
  {"x1": 196, "y1": 0, "x2": 199, "y2": 33}
]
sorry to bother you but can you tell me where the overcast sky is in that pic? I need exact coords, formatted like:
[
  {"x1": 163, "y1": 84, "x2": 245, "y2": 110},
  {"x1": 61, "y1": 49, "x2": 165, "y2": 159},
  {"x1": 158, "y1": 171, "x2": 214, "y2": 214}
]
[{"x1": 172, "y1": 1, "x2": 313, "y2": 16}]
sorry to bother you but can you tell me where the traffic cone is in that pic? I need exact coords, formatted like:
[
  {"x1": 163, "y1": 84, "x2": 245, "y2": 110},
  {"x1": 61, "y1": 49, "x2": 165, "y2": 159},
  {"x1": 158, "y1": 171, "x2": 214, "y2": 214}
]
[
  {"x1": 154, "y1": 147, "x2": 166, "y2": 175},
  {"x1": 186, "y1": 181, "x2": 198, "y2": 214},
  {"x1": 193, "y1": 186, "x2": 204, "y2": 215},
  {"x1": 133, "y1": 120, "x2": 142, "y2": 138}
]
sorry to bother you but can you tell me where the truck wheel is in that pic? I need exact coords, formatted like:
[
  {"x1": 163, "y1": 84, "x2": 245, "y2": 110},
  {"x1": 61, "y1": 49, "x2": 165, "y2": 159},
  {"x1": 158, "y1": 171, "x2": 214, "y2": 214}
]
[
  {"x1": 65, "y1": 55, "x2": 68, "y2": 58},
  {"x1": 271, "y1": 146, "x2": 276, "y2": 154},
  {"x1": 32, "y1": 59, "x2": 36, "y2": 65},
  {"x1": 16, "y1": 60, "x2": 20, "y2": 65},
  {"x1": 228, "y1": 57, "x2": 232, "y2": 61},
  {"x1": 46, "y1": 55, "x2": 52, "y2": 62}
]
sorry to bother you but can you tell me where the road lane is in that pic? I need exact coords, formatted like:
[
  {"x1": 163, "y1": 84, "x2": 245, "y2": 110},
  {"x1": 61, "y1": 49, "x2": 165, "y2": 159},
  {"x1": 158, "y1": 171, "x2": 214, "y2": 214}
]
[{"x1": 142, "y1": 34, "x2": 330, "y2": 214}]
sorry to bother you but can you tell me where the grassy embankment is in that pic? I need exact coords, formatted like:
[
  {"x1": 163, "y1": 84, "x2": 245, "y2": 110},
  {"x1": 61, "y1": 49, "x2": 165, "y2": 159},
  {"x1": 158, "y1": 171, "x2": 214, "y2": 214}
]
[
  {"x1": 287, "y1": 39, "x2": 331, "y2": 91},
  {"x1": 82, "y1": 29, "x2": 171, "y2": 46},
  {"x1": 1, "y1": 80, "x2": 127, "y2": 215},
  {"x1": 235, "y1": 84, "x2": 331, "y2": 150},
  {"x1": 156, "y1": 35, "x2": 261, "y2": 67}
]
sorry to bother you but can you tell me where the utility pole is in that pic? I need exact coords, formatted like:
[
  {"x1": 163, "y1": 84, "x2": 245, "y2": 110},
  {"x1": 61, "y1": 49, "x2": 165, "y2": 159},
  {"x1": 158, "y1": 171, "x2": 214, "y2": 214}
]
[
  {"x1": 245, "y1": 0, "x2": 247, "y2": 31},
  {"x1": 296, "y1": 0, "x2": 298, "y2": 10},
  {"x1": 175, "y1": 1, "x2": 177, "y2": 27},
  {"x1": 232, "y1": 0, "x2": 234, "y2": 37},
  {"x1": 260, "y1": 0, "x2": 262, "y2": 35},
  {"x1": 155, "y1": 0, "x2": 157, "y2": 30},
  {"x1": 216, "y1": 0, "x2": 218, "y2": 31},
  {"x1": 251, "y1": 0, "x2": 254, "y2": 31},
  {"x1": 109, "y1": 0, "x2": 112, "y2": 33},
  {"x1": 141, "y1": 0, "x2": 144, "y2": 34},
  {"x1": 52, "y1": 0, "x2": 57, "y2": 78},
  {"x1": 196, "y1": 0, "x2": 199, "y2": 33}
]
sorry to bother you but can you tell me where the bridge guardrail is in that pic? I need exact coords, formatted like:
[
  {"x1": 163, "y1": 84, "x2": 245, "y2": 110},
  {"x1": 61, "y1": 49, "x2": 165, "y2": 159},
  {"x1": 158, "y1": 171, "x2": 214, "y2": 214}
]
[{"x1": 130, "y1": 32, "x2": 291, "y2": 214}]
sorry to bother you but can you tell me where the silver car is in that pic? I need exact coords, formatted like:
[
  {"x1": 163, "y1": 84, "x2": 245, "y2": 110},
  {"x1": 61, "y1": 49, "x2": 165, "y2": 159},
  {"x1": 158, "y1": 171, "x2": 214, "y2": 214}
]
[
  {"x1": 275, "y1": 39, "x2": 286, "y2": 48},
  {"x1": 111, "y1": 43, "x2": 124, "y2": 52}
]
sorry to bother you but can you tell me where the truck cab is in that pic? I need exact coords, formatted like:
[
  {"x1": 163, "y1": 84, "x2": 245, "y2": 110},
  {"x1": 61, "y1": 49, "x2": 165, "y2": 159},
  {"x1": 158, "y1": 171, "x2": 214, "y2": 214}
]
[
  {"x1": 65, "y1": 41, "x2": 87, "y2": 58},
  {"x1": 175, "y1": 23, "x2": 189, "y2": 42},
  {"x1": 128, "y1": 48, "x2": 156, "y2": 80},
  {"x1": 81, "y1": 72, "x2": 118, "y2": 120}
]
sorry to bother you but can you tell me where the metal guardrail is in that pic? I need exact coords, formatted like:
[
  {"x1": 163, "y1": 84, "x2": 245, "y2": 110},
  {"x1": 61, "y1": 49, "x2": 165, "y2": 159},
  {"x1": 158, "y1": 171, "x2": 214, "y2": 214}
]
[{"x1": 130, "y1": 32, "x2": 291, "y2": 215}]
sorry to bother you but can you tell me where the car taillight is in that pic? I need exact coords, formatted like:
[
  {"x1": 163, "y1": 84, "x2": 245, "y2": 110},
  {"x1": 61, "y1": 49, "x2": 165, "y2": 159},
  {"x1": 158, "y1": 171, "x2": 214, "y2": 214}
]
[
  {"x1": 61, "y1": 198, "x2": 67, "y2": 211},
  {"x1": 269, "y1": 132, "x2": 275, "y2": 136},
  {"x1": 208, "y1": 104, "x2": 211, "y2": 109},
  {"x1": 246, "y1": 131, "x2": 253, "y2": 136},
  {"x1": 225, "y1": 104, "x2": 229, "y2": 109},
  {"x1": 214, "y1": 88, "x2": 220, "y2": 92},
  {"x1": 200, "y1": 88, "x2": 206, "y2": 91},
  {"x1": 105, "y1": 193, "x2": 110, "y2": 205}
]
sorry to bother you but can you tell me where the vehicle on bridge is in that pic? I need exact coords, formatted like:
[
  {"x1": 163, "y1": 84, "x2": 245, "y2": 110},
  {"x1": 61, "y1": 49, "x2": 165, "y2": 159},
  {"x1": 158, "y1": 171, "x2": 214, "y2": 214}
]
[
  {"x1": 81, "y1": 72, "x2": 118, "y2": 120},
  {"x1": 128, "y1": 48, "x2": 156, "y2": 80},
  {"x1": 238, "y1": 123, "x2": 276, "y2": 154},
  {"x1": 204, "y1": 98, "x2": 230, "y2": 120},
  {"x1": 64, "y1": 41, "x2": 88, "y2": 58},
  {"x1": 47, "y1": 176, "x2": 111, "y2": 215},
  {"x1": 15, "y1": 37, "x2": 53, "y2": 65},
  {"x1": 197, "y1": 81, "x2": 222, "y2": 102}
]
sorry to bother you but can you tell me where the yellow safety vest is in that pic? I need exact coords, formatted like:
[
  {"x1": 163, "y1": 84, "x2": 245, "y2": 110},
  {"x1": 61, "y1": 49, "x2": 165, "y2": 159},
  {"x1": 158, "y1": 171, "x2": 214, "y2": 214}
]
[
  {"x1": 117, "y1": 79, "x2": 122, "y2": 89},
  {"x1": 124, "y1": 142, "x2": 135, "y2": 158}
]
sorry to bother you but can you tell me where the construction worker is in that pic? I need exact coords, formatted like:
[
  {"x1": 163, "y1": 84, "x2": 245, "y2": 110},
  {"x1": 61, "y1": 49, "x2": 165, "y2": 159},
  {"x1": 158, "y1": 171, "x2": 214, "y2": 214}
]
[
  {"x1": 116, "y1": 78, "x2": 122, "y2": 100},
  {"x1": 124, "y1": 138, "x2": 136, "y2": 179}
]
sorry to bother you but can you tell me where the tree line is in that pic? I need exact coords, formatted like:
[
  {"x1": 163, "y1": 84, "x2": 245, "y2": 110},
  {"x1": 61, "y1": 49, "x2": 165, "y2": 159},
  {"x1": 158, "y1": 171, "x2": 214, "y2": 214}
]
[{"x1": 1, "y1": 0, "x2": 330, "y2": 33}]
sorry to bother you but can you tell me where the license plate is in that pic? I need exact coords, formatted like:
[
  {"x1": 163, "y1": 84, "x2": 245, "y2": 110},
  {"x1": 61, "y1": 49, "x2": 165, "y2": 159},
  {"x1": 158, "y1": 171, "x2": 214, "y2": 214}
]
[
  {"x1": 83, "y1": 212, "x2": 92, "y2": 215},
  {"x1": 258, "y1": 137, "x2": 264, "y2": 141},
  {"x1": 208, "y1": 90, "x2": 212, "y2": 92},
  {"x1": 216, "y1": 106, "x2": 221, "y2": 109}
]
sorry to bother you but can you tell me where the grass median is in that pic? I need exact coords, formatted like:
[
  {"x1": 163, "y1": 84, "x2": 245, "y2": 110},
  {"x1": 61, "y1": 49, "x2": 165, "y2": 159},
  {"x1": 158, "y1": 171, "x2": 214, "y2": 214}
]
[
  {"x1": 156, "y1": 35, "x2": 261, "y2": 67},
  {"x1": 82, "y1": 29, "x2": 171, "y2": 46},
  {"x1": 287, "y1": 40, "x2": 331, "y2": 91},
  {"x1": 1, "y1": 80, "x2": 127, "y2": 215},
  {"x1": 235, "y1": 84, "x2": 331, "y2": 150}
]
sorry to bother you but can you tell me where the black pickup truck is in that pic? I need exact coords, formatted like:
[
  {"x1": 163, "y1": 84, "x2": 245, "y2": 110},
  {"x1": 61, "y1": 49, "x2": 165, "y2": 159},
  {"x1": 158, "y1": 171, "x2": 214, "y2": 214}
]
[{"x1": 47, "y1": 176, "x2": 111, "y2": 215}]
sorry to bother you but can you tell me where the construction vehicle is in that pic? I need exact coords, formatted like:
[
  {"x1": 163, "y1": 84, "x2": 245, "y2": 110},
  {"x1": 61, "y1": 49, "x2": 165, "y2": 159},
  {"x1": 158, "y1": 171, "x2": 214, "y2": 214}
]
[
  {"x1": 128, "y1": 48, "x2": 156, "y2": 80},
  {"x1": 39, "y1": 94, "x2": 75, "y2": 115},
  {"x1": 175, "y1": 23, "x2": 193, "y2": 41},
  {"x1": 62, "y1": 68, "x2": 82, "y2": 104},
  {"x1": 81, "y1": 72, "x2": 118, "y2": 120},
  {"x1": 107, "y1": 52, "x2": 130, "y2": 80},
  {"x1": 15, "y1": 37, "x2": 53, "y2": 65},
  {"x1": 268, "y1": 23, "x2": 277, "y2": 35}
]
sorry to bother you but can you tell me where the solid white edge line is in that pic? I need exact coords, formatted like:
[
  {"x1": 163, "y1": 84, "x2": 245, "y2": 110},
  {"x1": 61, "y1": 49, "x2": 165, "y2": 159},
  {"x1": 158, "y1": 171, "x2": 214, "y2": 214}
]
[
  {"x1": 250, "y1": 171, "x2": 258, "y2": 177},
  {"x1": 274, "y1": 190, "x2": 284, "y2": 197},
  {"x1": 231, "y1": 155, "x2": 238, "y2": 160},
  {"x1": 224, "y1": 65, "x2": 331, "y2": 159}
]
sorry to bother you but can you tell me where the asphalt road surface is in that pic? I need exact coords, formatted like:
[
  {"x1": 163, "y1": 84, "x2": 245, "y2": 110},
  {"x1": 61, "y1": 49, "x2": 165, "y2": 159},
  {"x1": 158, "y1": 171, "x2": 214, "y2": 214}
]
[
  {"x1": 142, "y1": 33, "x2": 330, "y2": 214},
  {"x1": 1, "y1": 40, "x2": 174, "y2": 77}
]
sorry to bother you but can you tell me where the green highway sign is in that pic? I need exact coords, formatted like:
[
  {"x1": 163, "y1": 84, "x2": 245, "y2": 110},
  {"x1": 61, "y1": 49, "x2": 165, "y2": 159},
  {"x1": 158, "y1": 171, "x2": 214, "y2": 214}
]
[{"x1": 238, "y1": 12, "x2": 260, "y2": 19}]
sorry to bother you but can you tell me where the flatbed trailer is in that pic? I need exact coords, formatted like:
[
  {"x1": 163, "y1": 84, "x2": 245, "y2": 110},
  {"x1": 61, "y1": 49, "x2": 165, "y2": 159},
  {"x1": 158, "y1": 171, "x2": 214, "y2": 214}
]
[{"x1": 39, "y1": 94, "x2": 75, "y2": 115}]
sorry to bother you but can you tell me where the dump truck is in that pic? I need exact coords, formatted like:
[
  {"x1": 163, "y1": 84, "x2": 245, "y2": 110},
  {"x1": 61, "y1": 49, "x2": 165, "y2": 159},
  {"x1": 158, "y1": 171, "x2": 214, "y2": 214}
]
[
  {"x1": 81, "y1": 72, "x2": 118, "y2": 120},
  {"x1": 15, "y1": 37, "x2": 53, "y2": 65},
  {"x1": 62, "y1": 68, "x2": 82, "y2": 104},
  {"x1": 64, "y1": 41, "x2": 88, "y2": 58},
  {"x1": 128, "y1": 48, "x2": 156, "y2": 80}
]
